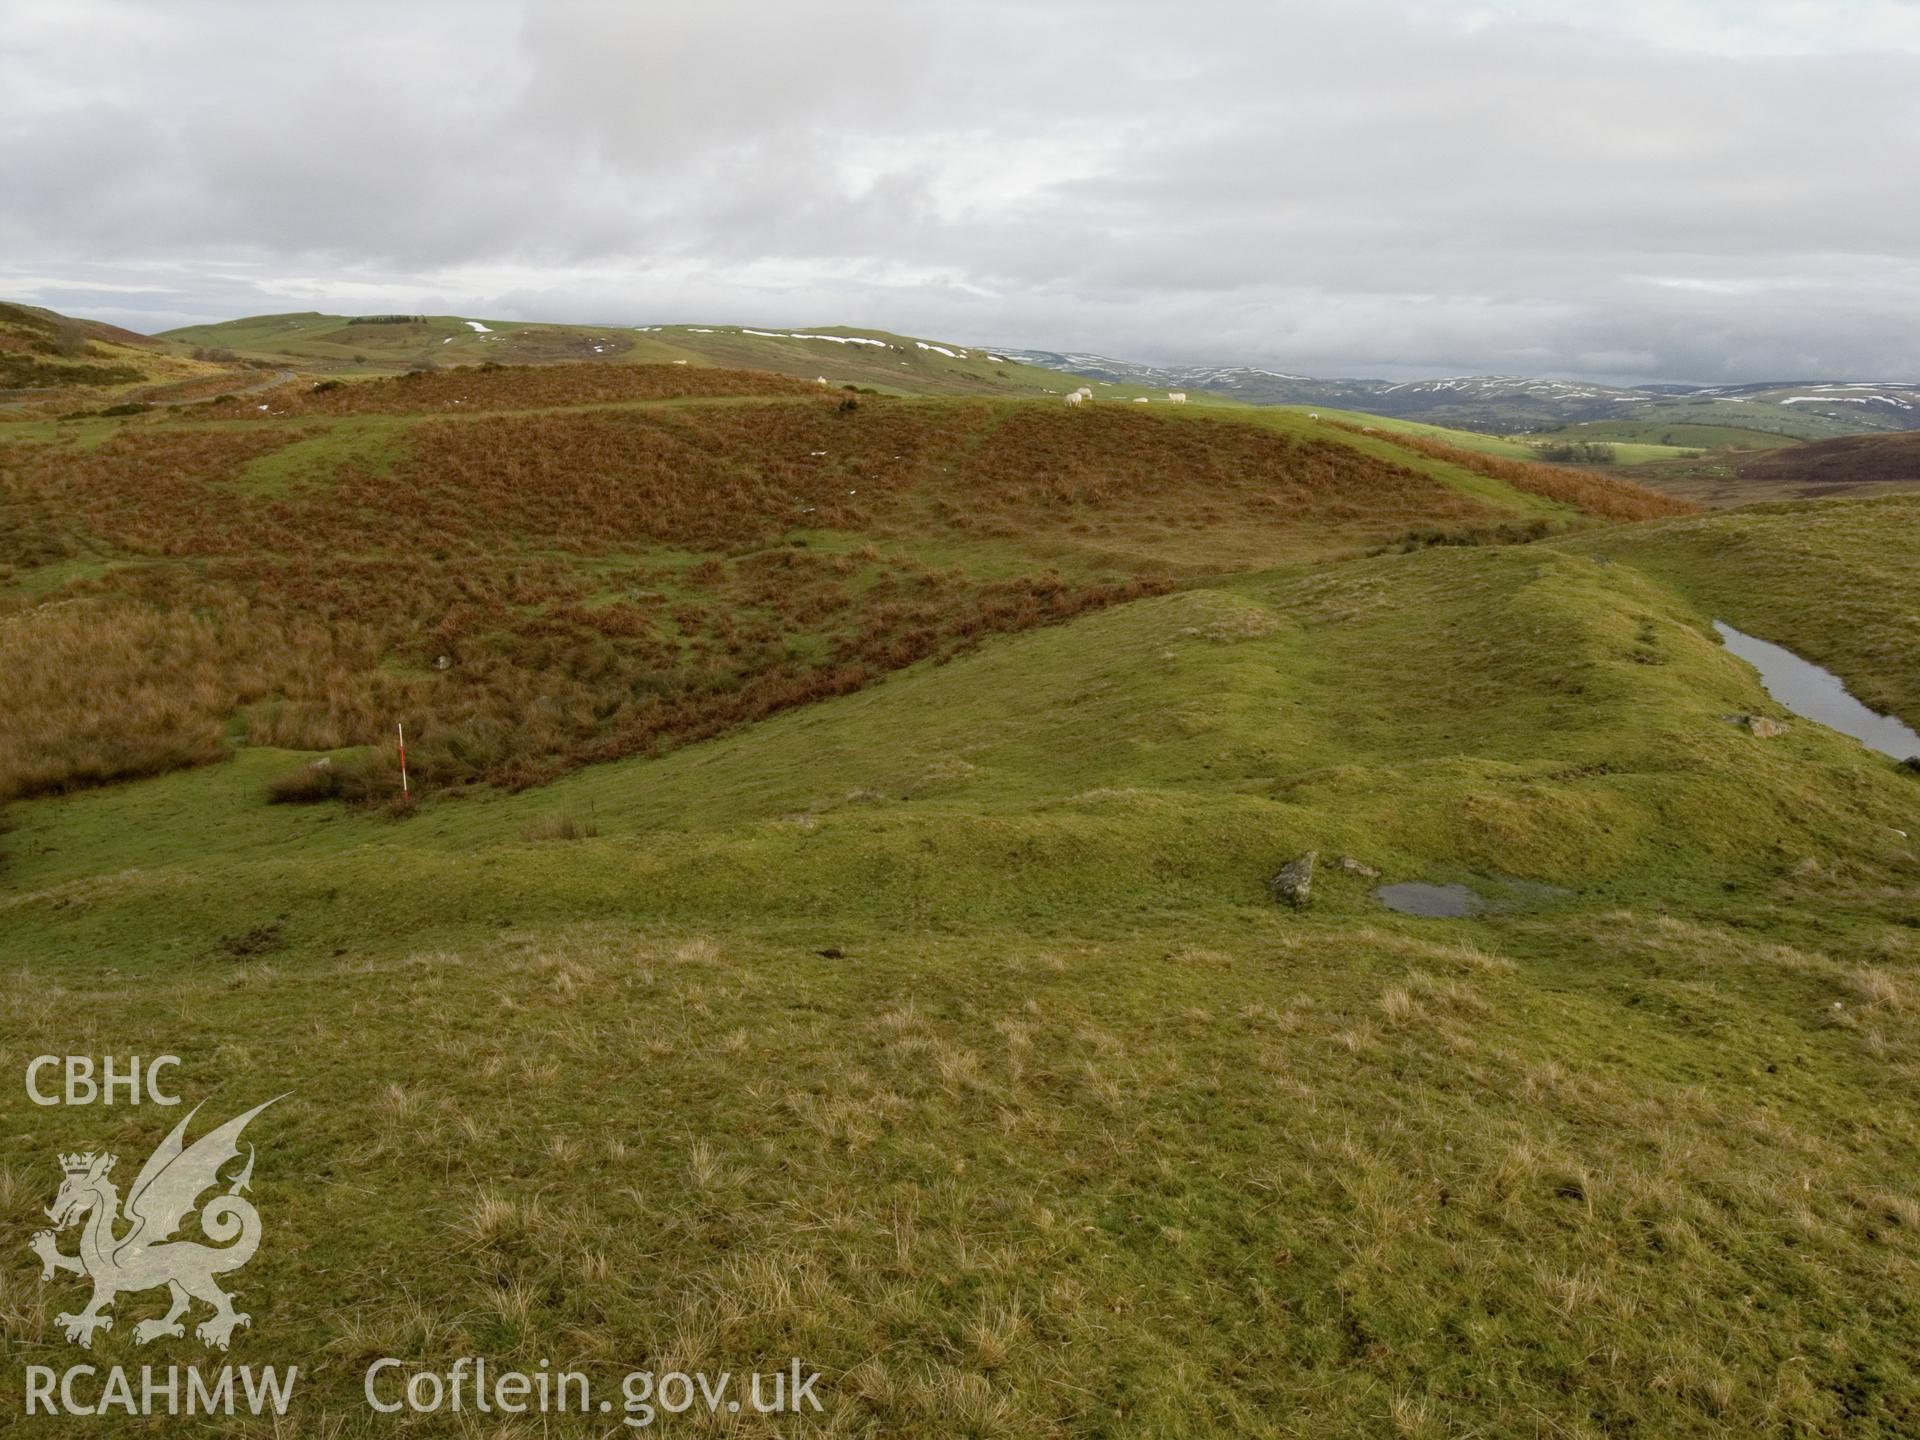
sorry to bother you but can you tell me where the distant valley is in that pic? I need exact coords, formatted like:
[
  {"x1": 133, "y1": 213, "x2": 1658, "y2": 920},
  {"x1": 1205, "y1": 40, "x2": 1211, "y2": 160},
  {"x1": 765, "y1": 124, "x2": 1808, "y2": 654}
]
[{"x1": 999, "y1": 347, "x2": 1920, "y2": 440}]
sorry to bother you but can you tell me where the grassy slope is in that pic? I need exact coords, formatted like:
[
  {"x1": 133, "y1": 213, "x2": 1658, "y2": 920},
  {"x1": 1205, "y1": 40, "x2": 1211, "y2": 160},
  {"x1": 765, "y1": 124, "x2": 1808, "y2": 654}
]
[
  {"x1": 1574, "y1": 492, "x2": 1920, "y2": 728},
  {"x1": 9, "y1": 541, "x2": 1913, "y2": 923},
  {"x1": 1623, "y1": 395, "x2": 1897, "y2": 441},
  {"x1": 1615, "y1": 439, "x2": 1920, "y2": 510},
  {"x1": 1729, "y1": 430, "x2": 1920, "y2": 496},
  {"x1": 1269, "y1": 406, "x2": 1742, "y2": 479},
  {"x1": 0, "y1": 302, "x2": 221, "y2": 400},
  {"x1": 5, "y1": 517, "x2": 1920, "y2": 1435},
  {"x1": 4, "y1": 368, "x2": 1920, "y2": 1434},
  {"x1": 1544, "y1": 419, "x2": 1801, "y2": 451},
  {"x1": 1, "y1": 375, "x2": 1598, "y2": 803},
  {"x1": 1270, "y1": 404, "x2": 1540, "y2": 459}
]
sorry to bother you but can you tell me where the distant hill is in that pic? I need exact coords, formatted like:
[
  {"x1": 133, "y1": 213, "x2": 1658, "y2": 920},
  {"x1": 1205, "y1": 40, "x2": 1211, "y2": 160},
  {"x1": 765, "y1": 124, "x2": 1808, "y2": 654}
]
[
  {"x1": 0, "y1": 301, "x2": 244, "y2": 403},
  {"x1": 0, "y1": 301, "x2": 165, "y2": 392},
  {"x1": 27, "y1": 302, "x2": 1918, "y2": 442},
  {"x1": 1607, "y1": 421, "x2": 1920, "y2": 508},
  {"x1": 157, "y1": 313, "x2": 1169, "y2": 401},
  {"x1": 999, "y1": 347, "x2": 1920, "y2": 440},
  {"x1": 1732, "y1": 429, "x2": 1920, "y2": 494}
]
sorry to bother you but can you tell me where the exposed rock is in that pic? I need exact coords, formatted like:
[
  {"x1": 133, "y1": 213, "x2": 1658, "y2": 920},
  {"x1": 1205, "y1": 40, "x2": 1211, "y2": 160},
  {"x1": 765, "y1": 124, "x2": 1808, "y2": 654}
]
[
  {"x1": 1269, "y1": 851, "x2": 1317, "y2": 909},
  {"x1": 1726, "y1": 713, "x2": 1789, "y2": 738},
  {"x1": 1900, "y1": 755, "x2": 1920, "y2": 776},
  {"x1": 434, "y1": 654, "x2": 451, "y2": 671},
  {"x1": 1336, "y1": 856, "x2": 1381, "y2": 879}
]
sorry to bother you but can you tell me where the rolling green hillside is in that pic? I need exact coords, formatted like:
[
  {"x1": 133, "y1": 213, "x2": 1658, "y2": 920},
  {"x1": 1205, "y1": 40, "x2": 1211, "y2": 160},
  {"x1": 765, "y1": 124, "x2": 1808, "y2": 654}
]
[
  {"x1": 1576, "y1": 492, "x2": 1920, "y2": 726},
  {"x1": 1538, "y1": 419, "x2": 1800, "y2": 451},
  {"x1": 1581, "y1": 392, "x2": 1894, "y2": 442},
  {"x1": 3, "y1": 364, "x2": 1679, "y2": 802},
  {"x1": 5, "y1": 506, "x2": 1919, "y2": 1436},
  {"x1": 4, "y1": 364, "x2": 1919, "y2": 1436},
  {"x1": 1278, "y1": 412, "x2": 1807, "y2": 470}
]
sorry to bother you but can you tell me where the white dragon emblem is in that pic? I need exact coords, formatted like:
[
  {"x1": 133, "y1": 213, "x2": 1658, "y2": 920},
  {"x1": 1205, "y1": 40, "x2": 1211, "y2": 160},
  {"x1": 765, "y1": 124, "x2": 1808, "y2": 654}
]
[{"x1": 29, "y1": 1097, "x2": 283, "y2": 1351}]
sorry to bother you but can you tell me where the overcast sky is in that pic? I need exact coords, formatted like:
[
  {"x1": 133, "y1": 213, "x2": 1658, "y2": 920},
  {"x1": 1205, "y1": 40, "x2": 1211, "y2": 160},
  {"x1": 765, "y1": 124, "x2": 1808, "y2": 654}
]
[{"x1": 4, "y1": 0, "x2": 1917, "y2": 382}]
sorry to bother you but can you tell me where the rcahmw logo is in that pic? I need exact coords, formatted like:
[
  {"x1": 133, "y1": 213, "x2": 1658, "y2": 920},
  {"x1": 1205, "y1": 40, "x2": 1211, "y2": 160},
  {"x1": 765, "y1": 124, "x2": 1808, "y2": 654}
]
[{"x1": 21, "y1": 1075, "x2": 298, "y2": 1420}]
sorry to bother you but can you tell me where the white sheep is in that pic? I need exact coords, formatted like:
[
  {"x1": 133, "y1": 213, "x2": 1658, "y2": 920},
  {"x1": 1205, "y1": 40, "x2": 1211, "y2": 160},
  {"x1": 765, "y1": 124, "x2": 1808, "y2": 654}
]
[
  {"x1": 1132, "y1": 397, "x2": 1150, "y2": 404},
  {"x1": 1065, "y1": 391, "x2": 1084, "y2": 405},
  {"x1": 1167, "y1": 391, "x2": 1187, "y2": 404}
]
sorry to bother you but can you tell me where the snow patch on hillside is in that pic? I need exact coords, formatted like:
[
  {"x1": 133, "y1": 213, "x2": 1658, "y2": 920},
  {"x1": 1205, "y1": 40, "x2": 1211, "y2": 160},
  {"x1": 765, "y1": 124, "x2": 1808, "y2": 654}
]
[{"x1": 742, "y1": 328, "x2": 893, "y2": 348}]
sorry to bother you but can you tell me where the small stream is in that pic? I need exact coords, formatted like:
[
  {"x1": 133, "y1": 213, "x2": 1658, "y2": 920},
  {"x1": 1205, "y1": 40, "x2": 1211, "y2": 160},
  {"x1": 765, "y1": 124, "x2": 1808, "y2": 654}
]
[
  {"x1": 1374, "y1": 624, "x2": 1915, "y2": 921},
  {"x1": 1713, "y1": 621, "x2": 1920, "y2": 760}
]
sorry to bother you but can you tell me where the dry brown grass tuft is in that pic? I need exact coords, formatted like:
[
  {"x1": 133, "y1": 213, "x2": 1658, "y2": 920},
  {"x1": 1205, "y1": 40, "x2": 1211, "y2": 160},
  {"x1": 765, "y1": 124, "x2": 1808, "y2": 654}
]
[
  {"x1": 264, "y1": 758, "x2": 345, "y2": 804},
  {"x1": 0, "y1": 600, "x2": 233, "y2": 800},
  {"x1": 518, "y1": 809, "x2": 600, "y2": 842}
]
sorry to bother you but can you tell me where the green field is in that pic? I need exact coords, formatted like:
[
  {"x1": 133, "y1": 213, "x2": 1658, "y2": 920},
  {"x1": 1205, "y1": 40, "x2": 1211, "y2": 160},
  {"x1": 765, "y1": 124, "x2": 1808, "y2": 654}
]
[
  {"x1": 1267, "y1": 407, "x2": 1727, "y2": 467},
  {"x1": 4, "y1": 374, "x2": 1919, "y2": 1436},
  {"x1": 1539, "y1": 419, "x2": 1801, "y2": 451},
  {"x1": 1622, "y1": 396, "x2": 1881, "y2": 441}
]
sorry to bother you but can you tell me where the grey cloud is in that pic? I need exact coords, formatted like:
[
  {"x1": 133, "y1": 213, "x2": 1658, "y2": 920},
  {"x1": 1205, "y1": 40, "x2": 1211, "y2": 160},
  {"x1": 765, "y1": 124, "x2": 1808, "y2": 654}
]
[{"x1": 2, "y1": 0, "x2": 1916, "y2": 381}]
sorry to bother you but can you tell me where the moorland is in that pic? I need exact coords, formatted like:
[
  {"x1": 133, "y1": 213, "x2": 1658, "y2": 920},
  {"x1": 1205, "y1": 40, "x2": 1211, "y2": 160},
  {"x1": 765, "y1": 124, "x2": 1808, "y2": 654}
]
[{"x1": 3, "y1": 317, "x2": 1918, "y2": 1437}]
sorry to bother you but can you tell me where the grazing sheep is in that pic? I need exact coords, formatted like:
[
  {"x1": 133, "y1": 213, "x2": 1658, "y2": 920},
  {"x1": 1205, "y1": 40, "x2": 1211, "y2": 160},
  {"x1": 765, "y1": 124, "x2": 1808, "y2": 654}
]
[
  {"x1": 1065, "y1": 391, "x2": 1084, "y2": 405},
  {"x1": 1167, "y1": 391, "x2": 1187, "y2": 404}
]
